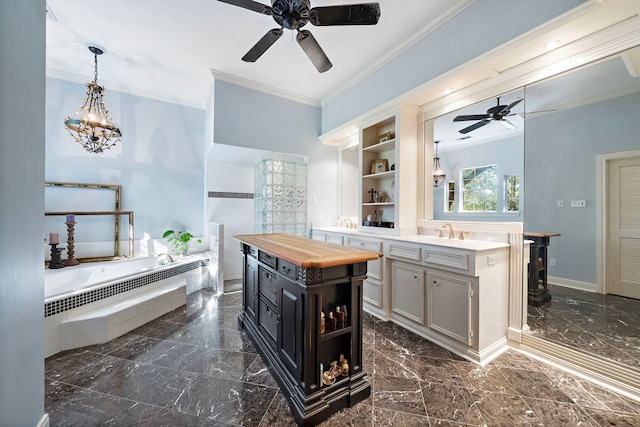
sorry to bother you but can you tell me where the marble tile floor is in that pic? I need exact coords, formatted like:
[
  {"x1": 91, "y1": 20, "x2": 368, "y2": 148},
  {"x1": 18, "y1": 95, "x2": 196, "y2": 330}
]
[
  {"x1": 527, "y1": 284, "x2": 640, "y2": 368},
  {"x1": 46, "y1": 288, "x2": 640, "y2": 426}
]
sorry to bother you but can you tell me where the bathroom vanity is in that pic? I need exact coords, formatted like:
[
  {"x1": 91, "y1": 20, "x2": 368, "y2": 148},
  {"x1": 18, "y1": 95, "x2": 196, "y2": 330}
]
[
  {"x1": 312, "y1": 227, "x2": 511, "y2": 365},
  {"x1": 234, "y1": 233, "x2": 381, "y2": 426}
]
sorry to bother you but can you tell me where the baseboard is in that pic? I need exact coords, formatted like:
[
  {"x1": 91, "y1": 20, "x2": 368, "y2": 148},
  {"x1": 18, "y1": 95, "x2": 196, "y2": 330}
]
[
  {"x1": 548, "y1": 276, "x2": 597, "y2": 293},
  {"x1": 515, "y1": 333, "x2": 640, "y2": 402}
]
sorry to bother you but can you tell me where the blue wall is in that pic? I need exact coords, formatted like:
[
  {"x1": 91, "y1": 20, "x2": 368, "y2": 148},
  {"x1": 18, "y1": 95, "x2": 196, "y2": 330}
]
[
  {"x1": 212, "y1": 80, "x2": 339, "y2": 226},
  {"x1": 0, "y1": 2, "x2": 46, "y2": 425},
  {"x1": 321, "y1": 0, "x2": 586, "y2": 133},
  {"x1": 45, "y1": 78, "x2": 206, "y2": 242},
  {"x1": 525, "y1": 91, "x2": 640, "y2": 284}
]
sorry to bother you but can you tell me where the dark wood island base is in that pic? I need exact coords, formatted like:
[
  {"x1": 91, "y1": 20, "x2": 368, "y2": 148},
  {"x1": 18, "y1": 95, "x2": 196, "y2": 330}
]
[{"x1": 234, "y1": 234, "x2": 382, "y2": 426}]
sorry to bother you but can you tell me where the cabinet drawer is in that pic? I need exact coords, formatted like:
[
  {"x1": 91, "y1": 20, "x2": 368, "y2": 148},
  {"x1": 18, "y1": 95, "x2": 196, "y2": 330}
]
[
  {"x1": 259, "y1": 300, "x2": 278, "y2": 343},
  {"x1": 325, "y1": 233, "x2": 344, "y2": 245},
  {"x1": 247, "y1": 246, "x2": 258, "y2": 259},
  {"x1": 258, "y1": 251, "x2": 276, "y2": 268},
  {"x1": 258, "y1": 266, "x2": 277, "y2": 306},
  {"x1": 423, "y1": 248, "x2": 469, "y2": 271},
  {"x1": 388, "y1": 243, "x2": 421, "y2": 261},
  {"x1": 346, "y1": 237, "x2": 382, "y2": 252},
  {"x1": 277, "y1": 258, "x2": 297, "y2": 281}
]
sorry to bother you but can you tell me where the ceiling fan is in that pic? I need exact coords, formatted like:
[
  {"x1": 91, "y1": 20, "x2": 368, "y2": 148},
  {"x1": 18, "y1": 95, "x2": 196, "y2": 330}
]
[
  {"x1": 453, "y1": 97, "x2": 523, "y2": 134},
  {"x1": 218, "y1": 0, "x2": 381, "y2": 73}
]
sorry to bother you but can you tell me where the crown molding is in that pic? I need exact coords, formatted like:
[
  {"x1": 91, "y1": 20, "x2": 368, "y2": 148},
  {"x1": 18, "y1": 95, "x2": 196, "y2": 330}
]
[
  {"x1": 210, "y1": 69, "x2": 321, "y2": 107},
  {"x1": 416, "y1": 14, "x2": 640, "y2": 123},
  {"x1": 320, "y1": 0, "x2": 476, "y2": 108},
  {"x1": 46, "y1": 69, "x2": 207, "y2": 109}
]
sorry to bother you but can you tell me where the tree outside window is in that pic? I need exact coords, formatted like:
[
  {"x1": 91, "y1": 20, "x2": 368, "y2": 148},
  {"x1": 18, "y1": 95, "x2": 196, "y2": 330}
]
[
  {"x1": 505, "y1": 175, "x2": 520, "y2": 212},
  {"x1": 461, "y1": 165, "x2": 497, "y2": 211}
]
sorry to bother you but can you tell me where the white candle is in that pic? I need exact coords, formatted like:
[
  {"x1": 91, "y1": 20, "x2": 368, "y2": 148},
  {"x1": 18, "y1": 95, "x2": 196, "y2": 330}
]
[{"x1": 49, "y1": 232, "x2": 59, "y2": 245}]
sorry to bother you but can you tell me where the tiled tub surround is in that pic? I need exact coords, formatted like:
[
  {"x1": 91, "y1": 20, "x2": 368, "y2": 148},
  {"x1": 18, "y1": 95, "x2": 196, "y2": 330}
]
[
  {"x1": 45, "y1": 289, "x2": 640, "y2": 426},
  {"x1": 44, "y1": 255, "x2": 211, "y2": 357}
]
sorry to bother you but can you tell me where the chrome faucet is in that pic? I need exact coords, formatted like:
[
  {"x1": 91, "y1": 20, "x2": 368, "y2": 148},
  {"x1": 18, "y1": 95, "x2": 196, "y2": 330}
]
[
  {"x1": 443, "y1": 223, "x2": 455, "y2": 239},
  {"x1": 158, "y1": 253, "x2": 174, "y2": 265}
]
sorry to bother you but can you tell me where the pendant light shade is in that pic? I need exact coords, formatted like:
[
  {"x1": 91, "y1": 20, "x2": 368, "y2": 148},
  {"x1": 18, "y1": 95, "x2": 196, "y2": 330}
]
[
  {"x1": 64, "y1": 46, "x2": 122, "y2": 153},
  {"x1": 433, "y1": 140, "x2": 446, "y2": 188}
]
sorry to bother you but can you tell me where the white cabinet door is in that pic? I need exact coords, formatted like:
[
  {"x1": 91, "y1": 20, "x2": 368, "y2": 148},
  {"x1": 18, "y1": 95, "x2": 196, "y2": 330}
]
[
  {"x1": 427, "y1": 270, "x2": 473, "y2": 345},
  {"x1": 363, "y1": 278, "x2": 383, "y2": 308},
  {"x1": 391, "y1": 261, "x2": 425, "y2": 325}
]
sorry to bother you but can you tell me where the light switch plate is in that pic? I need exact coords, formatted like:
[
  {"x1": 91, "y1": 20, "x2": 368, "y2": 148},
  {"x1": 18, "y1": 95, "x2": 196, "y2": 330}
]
[
  {"x1": 557, "y1": 200, "x2": 564, "y2": 208},
  {"x1": 571, "y1": 200, "x2": 586, "y2": 208}
]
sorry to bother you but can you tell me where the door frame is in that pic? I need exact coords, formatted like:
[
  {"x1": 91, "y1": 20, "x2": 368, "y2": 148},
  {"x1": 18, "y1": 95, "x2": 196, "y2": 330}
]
[{"x1": 596, "y1": 149, "x2": 640, "y2": 294}]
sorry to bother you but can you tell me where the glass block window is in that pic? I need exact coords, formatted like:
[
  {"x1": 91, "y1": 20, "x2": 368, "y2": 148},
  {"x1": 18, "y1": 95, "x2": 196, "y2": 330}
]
[
  {"x1": 254, "y1": 159, "x2": 307, "y2": 237},
  {"x1": 504, "y1": 175, "x2": 520, "y2": 212},
  {"x1": 461, "y1": 165, "x2": 497, "y2": 212}
]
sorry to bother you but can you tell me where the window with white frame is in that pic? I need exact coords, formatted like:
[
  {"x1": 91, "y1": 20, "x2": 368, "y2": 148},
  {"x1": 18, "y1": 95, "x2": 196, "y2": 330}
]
[{"x1": 461, "y1": 165, "x2": 497, "y2": 212}]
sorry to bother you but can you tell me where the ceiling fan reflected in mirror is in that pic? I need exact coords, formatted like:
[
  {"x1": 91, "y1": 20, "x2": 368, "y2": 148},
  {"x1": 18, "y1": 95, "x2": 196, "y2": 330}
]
[
  {"x1": 218, "y1": 0, "x2": 381, "y2": 72},
  {"x1": 453, "y1": 97, "x2": 523, "y2": 134}
]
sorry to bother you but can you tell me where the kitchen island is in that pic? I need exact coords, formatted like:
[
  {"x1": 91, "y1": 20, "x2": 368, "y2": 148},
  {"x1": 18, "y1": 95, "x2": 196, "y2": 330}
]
[{"x1": 234, "y1": 233, "x2": 382, "y2": 426}]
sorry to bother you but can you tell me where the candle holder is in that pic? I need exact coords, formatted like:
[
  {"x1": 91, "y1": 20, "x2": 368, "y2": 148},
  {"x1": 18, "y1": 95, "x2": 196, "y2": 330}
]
[
  {"x1": 64, "y1": 221, "x2": 80, "y2": 266},
  {"x1": 49, "y1": 244, "x2": 65, "y2": 269}
]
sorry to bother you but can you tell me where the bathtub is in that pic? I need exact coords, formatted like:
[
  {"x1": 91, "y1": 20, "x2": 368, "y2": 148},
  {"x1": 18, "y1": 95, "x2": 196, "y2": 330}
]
[
  {"x1": 45, "y1": 256, "x2": 183, "y2": 301},
  {"x1": 44, "y1": 254, "x2": 211, "y2": 357}
]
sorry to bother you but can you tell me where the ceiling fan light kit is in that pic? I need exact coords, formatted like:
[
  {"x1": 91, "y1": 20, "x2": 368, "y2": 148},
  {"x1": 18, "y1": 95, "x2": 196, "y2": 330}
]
[
  {"x1": 219, "y1": 0, "x2": 381, "y2": 72},
  {"x1": 453, "y1": 97, "x2": 523, "y2": 134}
]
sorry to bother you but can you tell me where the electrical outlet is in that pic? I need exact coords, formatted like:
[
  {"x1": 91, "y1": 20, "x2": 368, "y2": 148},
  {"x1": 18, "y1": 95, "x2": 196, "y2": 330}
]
[
  {"x1": 571, "y1": 200, "x2": 586, "y2": 208},
  {"x1": 557, "y1": 200, "x2": 564, "y2": 208},
  {"x1": 487, "y1": 255, "x2": 496, "y2": 266},
  {"x1": 549, "y1": 258, "x2": 557, "y2": 267}
]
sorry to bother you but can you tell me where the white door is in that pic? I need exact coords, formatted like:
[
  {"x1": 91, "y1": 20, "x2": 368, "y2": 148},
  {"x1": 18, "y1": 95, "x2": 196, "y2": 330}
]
[{"x1": 608, "y1": 156, "x2": 640, "y2": 299}]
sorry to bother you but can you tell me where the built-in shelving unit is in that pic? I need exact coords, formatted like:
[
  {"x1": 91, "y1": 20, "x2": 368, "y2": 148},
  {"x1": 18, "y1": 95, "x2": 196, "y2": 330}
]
[{"x1": 359, "y1": 105, "x2": 418, "y2": 235}]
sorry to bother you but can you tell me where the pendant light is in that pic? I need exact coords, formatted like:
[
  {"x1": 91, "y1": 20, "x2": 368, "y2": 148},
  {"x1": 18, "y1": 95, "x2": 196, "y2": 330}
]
[
  {"x1": 433, "y1": 140, "x2": 446, "y2": 188},
  {"x1": 64, "y1": 46, "x2": 122, "y2": 153}
]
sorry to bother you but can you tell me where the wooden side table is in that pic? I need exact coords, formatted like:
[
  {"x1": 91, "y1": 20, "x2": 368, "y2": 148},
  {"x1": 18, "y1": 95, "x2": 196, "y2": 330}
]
[{"x1": 524, "y1": 232, "x2": 560, "y2": 307}]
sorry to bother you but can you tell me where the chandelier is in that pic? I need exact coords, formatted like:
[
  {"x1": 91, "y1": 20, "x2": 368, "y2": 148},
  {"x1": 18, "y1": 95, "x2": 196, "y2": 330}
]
[
  {"x1": 64, "y1": 46, "x2": 122, "y2": 153},
  {"x1": 433, "y1": 140, "x2": 446, "y2": 187}
]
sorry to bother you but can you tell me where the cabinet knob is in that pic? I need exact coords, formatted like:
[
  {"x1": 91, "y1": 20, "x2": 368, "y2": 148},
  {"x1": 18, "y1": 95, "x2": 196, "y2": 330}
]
[
  {"x1": 282, "y1": 266, "x2": 290, "y2": 274},
  {"x1": 414, "y1": 275, "x2": 419, "y2": 280}
]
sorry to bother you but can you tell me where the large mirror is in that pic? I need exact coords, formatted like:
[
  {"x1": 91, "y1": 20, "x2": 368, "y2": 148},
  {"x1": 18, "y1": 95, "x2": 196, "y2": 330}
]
[{"x1": 433, "y1": 46, "x2": 640, "y2": 373}]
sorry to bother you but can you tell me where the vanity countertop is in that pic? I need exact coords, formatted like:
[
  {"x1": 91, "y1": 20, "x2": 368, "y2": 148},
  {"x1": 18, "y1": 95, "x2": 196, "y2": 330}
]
[{"x1": 313, "y1": 227, "x2": 510, "y2": 251}]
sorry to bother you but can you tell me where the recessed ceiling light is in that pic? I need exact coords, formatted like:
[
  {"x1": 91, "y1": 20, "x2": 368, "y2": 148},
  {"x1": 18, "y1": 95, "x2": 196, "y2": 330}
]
[
  {"x1": 544, "y1": 40, "x2": 562, "y2": 50},
  {"x1": 443, "y1": 88, "x2": 453, "y2": 94}
]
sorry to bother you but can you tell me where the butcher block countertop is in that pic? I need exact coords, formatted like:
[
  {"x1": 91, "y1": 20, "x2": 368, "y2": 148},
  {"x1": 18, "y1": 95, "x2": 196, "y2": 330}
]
[{"x1": 234, "y1": 233, "x2": 382, "y2": 268}]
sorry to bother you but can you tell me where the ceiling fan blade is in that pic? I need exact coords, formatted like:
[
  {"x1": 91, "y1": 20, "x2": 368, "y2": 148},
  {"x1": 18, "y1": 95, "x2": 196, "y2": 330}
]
[
  {"x1": 242, "y1": 29, "x2": 283, "y2": 62},
  {"x1": 506, "y1": 98, "x2": 523, "y2": 110},
  {"x1": 497, "y1": 98, "x2": 523, "y2": 115},
  {"x1": 309, "y1": 3, "x2": 381, "y2": 26},
  {"x1": 453, "y1": 114, "x2": 490, "y2": 122},
  {"x1": 217, "y1": 0, "x2": 273, "y2": 15},
  {"x1": 297, "y1": 30, "x2": 332, "y2": 73},
  {"x1": 499, "y1": 118, "x2": 517, "y2": 130},
  {"x1": 459, "y1": 119, "x2": 490, "y2": 134}
]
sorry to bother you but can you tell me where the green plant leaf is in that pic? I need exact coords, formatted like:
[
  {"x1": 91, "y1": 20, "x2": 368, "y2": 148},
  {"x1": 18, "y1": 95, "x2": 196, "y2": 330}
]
[{"x1": 163, "y1": 230, "x2": 174, "y2": 238}]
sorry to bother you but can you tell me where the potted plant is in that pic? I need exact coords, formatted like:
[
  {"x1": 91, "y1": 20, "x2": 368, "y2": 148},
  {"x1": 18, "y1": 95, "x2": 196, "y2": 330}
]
[{"x1": 162, "y1": 229, "x2": 202, "y2": 256}]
